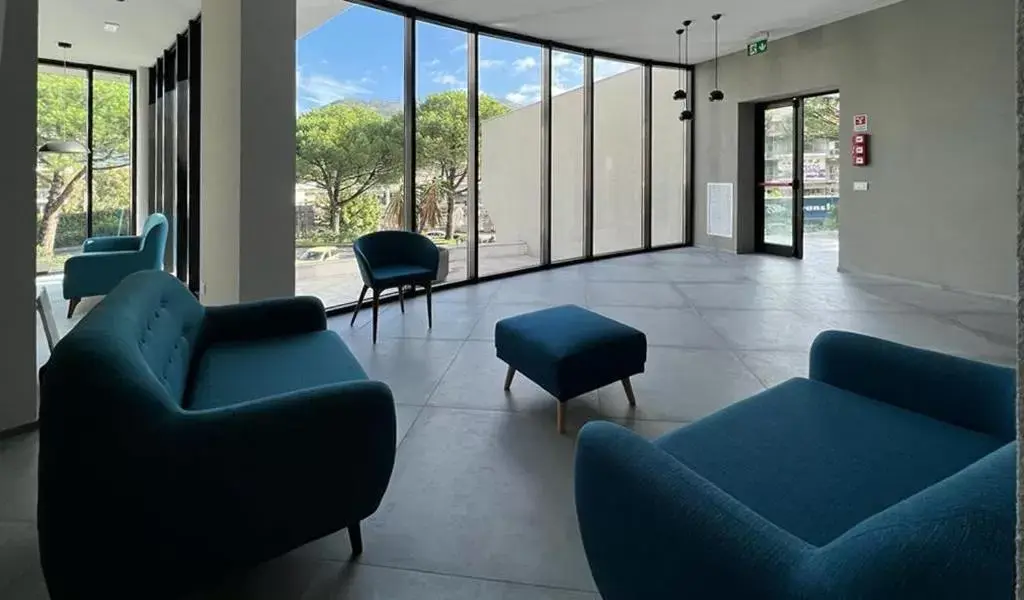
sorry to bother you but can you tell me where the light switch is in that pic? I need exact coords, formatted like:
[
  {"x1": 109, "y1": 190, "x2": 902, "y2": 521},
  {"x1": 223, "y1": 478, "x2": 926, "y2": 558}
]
[{"x1": 853, "y1": 181, "x2": 869, "y2": 191}]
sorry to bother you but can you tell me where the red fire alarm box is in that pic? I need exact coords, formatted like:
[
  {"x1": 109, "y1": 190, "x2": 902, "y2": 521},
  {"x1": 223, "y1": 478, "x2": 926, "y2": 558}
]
[{"x1": 852, "y1": 134, "x2": 870, "y2": 167}]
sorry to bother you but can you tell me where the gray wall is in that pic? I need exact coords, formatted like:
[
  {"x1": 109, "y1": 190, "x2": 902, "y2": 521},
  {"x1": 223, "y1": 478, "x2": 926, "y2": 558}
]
[
  {"x1": 0, "y1": 0, "x2": 39, "y2": 431},
  {"x1": 694, "y1": 0, "x2": 1018, "y2": 296}
]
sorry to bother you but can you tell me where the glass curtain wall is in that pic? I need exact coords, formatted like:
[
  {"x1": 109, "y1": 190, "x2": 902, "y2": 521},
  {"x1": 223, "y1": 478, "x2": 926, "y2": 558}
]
[
  {"x1": 650, "y1": 66, "x2": 688, "y2": 246},
  {"x1": 478, "y1": 35, "x2": 542, "y2": 276},
  {"x1": 294, "y1": 6, "x2": 405, "y2": 307},
  {"x1": 550, "y1": 51, "x2": 586, "y2": 262},
  {"x1": 592, "y1": 58, "x2": 642, "y2": 254},
  {"x1": 415, "y1": 21, "x2": 470, "y2": 283},
  {"x1": 36, "y1": 64, "x2": 135, "y2": 276},
  {"x1": 286, "y1": 3, "x2": 692, "y2": 311}
]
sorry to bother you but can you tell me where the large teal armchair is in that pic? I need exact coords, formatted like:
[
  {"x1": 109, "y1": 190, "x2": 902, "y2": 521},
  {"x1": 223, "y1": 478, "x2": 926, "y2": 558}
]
[
  {"x1": 62, "y1": 212, "x2": 168, "y2": 317},
  {"x1": 575, "y1": 331, "x2": 1016, "y2": 600},
  {"x1": 39, "y1": 270, "x2": 397, "y2": 600}
]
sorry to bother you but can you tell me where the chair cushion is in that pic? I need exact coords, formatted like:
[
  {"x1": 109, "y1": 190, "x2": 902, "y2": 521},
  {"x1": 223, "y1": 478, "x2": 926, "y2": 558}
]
[
  {"x1": 186, "y1": 330, "x2": 366, "y2": 410},
  {"x1": 494, "y1": 304, "x2": 647, "y2": 400},
  {"x1": 371, "y1": 264, "x2": 435, "y2": 289},
  {"x1": 655, "y1": 378, "x2": 1006, "y2": 546}
]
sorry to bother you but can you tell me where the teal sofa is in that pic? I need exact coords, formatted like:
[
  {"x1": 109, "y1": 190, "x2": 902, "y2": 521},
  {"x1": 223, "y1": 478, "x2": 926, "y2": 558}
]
[
  {"x1": 575, "y1": 331, "x2": 1016, "y2": 600},
  {"x1": 39, "y1": 270, "x2": 396, "y2": 600},
  {"x1": 62, "y1": 212, "x2": 169, "y2": 317}
]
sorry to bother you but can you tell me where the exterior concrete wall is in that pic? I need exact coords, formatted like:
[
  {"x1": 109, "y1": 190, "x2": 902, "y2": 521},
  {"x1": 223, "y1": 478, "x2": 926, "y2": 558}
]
[
  {"x1": 694, "y1": 0, "x2": 1017, "y2": 296},
  {"x1": 481, "y1": 65, "x2": 689, "y2": 259}
]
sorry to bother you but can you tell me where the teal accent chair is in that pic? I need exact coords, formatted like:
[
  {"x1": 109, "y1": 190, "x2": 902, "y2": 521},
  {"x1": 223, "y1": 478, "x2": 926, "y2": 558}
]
[
  {"x1": 62, "y1": 212, "x2": 168, "y2": 318},
  {"x1": 351, "y1": 230, "x2": 440, "y2": 343},
  {"x1": 38, "y1": 270, "x2": 397, "y2": 600},
  {"x1": 575, "y1": 331, "x2": 1016, "y2": 600}
]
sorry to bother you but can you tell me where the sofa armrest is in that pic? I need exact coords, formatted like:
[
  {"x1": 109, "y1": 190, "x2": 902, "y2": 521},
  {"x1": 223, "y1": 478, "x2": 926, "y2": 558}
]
[
  {"x1": 202, "y1": 296, "x2": 327, "y2": 343},
  {"x1": 809, "y1": 330, "x2": 1015, "y2": 440},
  {"x1": 575, "y1": 422, "x2": 809, "y2": 600},
  {"x1": 178, "y1": 380, "x2": 397, "y2": 526},
  {"x1": 83, "y1": 235, "x2": 142, "y2": 253},
  {"x1": 63, "y1": 250, "x2": 152, "y2": 298}
]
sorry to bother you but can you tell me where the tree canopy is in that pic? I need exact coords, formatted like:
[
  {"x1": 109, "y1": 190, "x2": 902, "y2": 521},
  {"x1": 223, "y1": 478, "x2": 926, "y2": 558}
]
[{"x1": 296, "y1": 101, "x2": 403, "y2": 234}]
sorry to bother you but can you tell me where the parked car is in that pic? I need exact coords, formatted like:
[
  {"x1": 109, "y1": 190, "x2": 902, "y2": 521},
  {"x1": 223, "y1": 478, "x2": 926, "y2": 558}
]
[
  {"x1": 424, "y1": 231, "x2": 447, "y2": 240},
  {"x1": 298, "y1": 246, "x2": 342, "y2": 262},
  {"x1": 479, "y1": 231, "x2": 496, "y2": 243}
]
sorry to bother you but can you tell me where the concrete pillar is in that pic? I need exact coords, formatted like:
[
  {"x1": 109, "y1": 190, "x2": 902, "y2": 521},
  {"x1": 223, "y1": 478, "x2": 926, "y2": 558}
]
[
  {"x1": 0, "y1": 0, "x2": 39, "y2": 431},
  {"x1": 200, "y1": 0, "x2": 296, "y2": 305}
]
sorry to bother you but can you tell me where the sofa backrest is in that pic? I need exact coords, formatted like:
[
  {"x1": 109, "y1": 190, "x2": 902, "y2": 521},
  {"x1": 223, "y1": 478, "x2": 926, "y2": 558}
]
[{"x1": 42, "y1": 270, "x2": 204, "y2": 416}]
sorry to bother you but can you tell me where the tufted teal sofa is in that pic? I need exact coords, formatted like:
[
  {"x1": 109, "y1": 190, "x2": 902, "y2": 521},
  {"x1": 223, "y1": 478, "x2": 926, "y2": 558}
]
[{"x1": 38, "y1": 270, "x2": 396, "y2": 599}]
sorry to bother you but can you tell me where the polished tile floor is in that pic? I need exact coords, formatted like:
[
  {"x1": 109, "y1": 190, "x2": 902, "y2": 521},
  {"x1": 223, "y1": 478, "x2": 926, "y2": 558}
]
[{"x1": 3, "y1": 242, "x2": 1015, "y2": 599}]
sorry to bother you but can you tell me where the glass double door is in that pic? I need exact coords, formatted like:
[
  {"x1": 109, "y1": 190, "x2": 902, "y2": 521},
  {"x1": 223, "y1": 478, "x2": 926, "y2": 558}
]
[{"x1": 756, "y1": 93, "x2": 840, "y2": 258}]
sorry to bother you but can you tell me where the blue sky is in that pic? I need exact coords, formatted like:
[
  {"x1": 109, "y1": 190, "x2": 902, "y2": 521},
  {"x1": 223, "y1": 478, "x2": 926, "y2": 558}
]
[{"x1": 296, "y1": 5, "x2": 633, "y2": 114}]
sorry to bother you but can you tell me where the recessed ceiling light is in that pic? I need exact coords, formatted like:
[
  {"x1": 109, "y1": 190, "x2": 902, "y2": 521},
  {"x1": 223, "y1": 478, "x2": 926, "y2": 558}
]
[{"x1": 104, "y1": 22, "x2": 120, "y2": 33}]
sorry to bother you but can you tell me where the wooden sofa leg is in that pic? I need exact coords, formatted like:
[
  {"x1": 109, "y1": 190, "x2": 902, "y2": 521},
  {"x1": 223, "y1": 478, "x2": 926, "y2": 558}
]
[
  {"x1": 503, "y1": 365, "x2": 515, "y2": 390},
  {"x1": 621, "y1": 378, "x2": 637, "y2": 407},
  {"x1": 556, "y1": 402, "x2": 566, "y2": 434},
  {"x1": 351, "y1": 285, "x2": 368, "y2": 326},
  {"x1": 67, "y1": 297, "x2": 81, "y2": 319},
  {"x1": 348, "y1": 521, "x2": 363, "y2": 557}
]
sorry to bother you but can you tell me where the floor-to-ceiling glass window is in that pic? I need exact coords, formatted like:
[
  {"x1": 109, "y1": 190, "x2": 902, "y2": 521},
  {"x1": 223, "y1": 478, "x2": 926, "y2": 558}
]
[
  {"x1": 416, "y1": 21, "x2": 470, "y2": 283},
  {"x1": 550, "y1": 50, "x2": 585, "y2": 262},
  {"x1": 477, "y1": 35, "x2": 542, "y2": 277},
  {"x1": 294, "y1": 5, "x2": 405, "y2": 308},
  {"x1": 650, "y1": 66, "x2": 687, "y2": 246},
  {"x1": 36, "y1": 64, "x2": 135, "y2": 276},
  {"x1": 593, "y1": 58, "x2": 642, "y2": 254}
]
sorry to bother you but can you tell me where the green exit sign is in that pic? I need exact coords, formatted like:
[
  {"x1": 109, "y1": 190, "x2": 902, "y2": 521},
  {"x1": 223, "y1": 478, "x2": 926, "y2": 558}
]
[{"x1": 747, "y1": 39, "x2": 768, "y2": 56}]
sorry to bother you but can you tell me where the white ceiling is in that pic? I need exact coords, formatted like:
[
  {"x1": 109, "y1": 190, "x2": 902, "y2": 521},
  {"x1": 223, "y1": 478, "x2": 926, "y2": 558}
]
[
  {"x1": 400, "y1": 0, "x2": 903, "y2": 64},
  {"x1": 38, "y1": 0, "x2": 901, "y2": 70},
  {"x1": 37, "y1": 0, "x2": 350, "y2": 70}
]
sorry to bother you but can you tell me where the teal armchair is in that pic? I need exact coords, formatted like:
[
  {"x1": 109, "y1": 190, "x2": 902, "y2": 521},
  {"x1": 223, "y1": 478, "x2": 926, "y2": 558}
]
[
  {"x1": 62, "y1": 212, "x2": 168, "y2": 317},
  {"x1": 351, "y1": 230, "x2": 440, "y2": 343},
  {"x1": 39, "y1": 270, "x2": 397, "y2": 599},
  {"x1": 576, "y1": 331, "x2": 1016, "y2": 600}
]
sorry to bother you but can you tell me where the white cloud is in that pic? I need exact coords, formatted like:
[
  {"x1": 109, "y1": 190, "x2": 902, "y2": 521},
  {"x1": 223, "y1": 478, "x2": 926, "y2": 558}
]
[
  {"x1": 296, "y1": 68, "x2": 371, "y2": 111},
  {"x1": 451, "y1": 42, "x2": 468, "y2": 54},
  {"x1": 479, "y1": 59, "x2": 505, "y2": 69},
  {"x1": 505, "y1": 82, "x2": 542, "y2": 106},
  {"x1": 432, "y1": 72, "x2": 465, "y2": 87},
  {"x1": 594, "y1": 58, "x2": 637, "y2": 81},
  {"x1": 427, "y1": 58, "x2": 441, "y2": 67},
  {"x1": 512, "y1": 56, "x2": 538, "y2": 72},
  {"x1": 552, "y1": 52, "x2": 584, "y2": 92}
]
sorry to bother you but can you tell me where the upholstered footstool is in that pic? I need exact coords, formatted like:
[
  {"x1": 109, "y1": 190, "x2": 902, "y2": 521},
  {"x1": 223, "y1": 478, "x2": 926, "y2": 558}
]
[{"x1": 495, "y1": 304, "x2": 647, "y2": 433}]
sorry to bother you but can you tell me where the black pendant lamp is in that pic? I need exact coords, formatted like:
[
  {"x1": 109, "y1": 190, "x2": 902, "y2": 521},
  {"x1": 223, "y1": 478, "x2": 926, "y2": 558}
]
[
  {"x1": 38, "y1": 42, "x2": 89, "y2": 155},
  {"x1": 708, "y1": 14, "x2": 725, "y2": 102},
  {"x1": 678, "y1": 20, "x2": 694, "y2": 121}
]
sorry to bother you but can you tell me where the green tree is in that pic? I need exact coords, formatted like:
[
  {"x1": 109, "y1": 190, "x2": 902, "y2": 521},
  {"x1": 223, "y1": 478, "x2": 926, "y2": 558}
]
[
  {"x1": 416, "y1": 90, "x2": 508, "y2": 238},
  {"x1": 803, "y1": 95, "x2": 840, "y2": 141},
  {"x1": 295, "y1": 102, "x2": 403, "y2": 235},
  {"x1": 36, "y1": 72, "x2": 132, "y2": 254}
]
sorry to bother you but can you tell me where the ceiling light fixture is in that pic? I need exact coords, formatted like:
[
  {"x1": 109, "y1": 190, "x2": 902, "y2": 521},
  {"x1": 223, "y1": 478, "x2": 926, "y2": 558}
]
[
  {"x1": 104, "y1": 22, "x2": 120, "y2": 33},
  {"x1": 709, "y1": 14, "x2": 725, "y2": 102},
  {"x1": 678, "y1": 20, "x2": 694, "y2": 122},
  {"x1": 38, "y1": 42, "x2": 89, "y2": 155}
]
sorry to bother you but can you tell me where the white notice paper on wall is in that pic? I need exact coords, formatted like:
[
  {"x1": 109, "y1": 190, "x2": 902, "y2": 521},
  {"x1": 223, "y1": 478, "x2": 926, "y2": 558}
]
[{"x1": 706, "y1": 183, "x2": 734, "y2": 238}]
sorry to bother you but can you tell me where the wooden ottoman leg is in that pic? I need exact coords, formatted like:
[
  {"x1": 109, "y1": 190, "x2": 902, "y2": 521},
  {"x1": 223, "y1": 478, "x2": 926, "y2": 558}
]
[
  {"x1": 621, "y1": 378, "x2": 637, "y2": 407},
  {"x1": 503, "y1": 365, "x2": 516, "y2": 390},
  {"x1": 556, "y1": 402, "x2": 566, "y2": 434}
]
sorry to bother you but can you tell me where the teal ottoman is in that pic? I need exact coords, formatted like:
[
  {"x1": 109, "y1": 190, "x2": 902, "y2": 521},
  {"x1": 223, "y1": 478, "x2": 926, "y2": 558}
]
[{"x1": 495, "y1": 304, "x2": 647, "y2": 433}]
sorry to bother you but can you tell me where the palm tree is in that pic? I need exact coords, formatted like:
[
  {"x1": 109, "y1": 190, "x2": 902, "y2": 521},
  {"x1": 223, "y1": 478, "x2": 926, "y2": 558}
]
[{"x1": 417, "y1": 178, "x2": 449, "y2": 233}]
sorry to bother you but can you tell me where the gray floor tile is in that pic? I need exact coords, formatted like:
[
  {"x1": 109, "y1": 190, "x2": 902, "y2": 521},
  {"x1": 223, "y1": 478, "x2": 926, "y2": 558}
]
[
  {"x1": 373, "y1": 299, "x2": 481, "y2": 341},
  {"x1": 491, "y1": 278, "x2": 588, "y2": 305},
  {"x1": 736, "y1": 351, "x2": 809, "y2": 388},
  {"x1": 431, "y1": 280, "x2": 504, "y2": 305},
  {"x1": 0, "y1": 433, "x2": 39, "y2": 522},
  {"x1": 348, "y1": 339, "x2": 464, "y2": 406},
  {"x1": 394, "y1": 405, "x2": 422, "y2": 447},
  {"x1": 675, "y1": 282, "x2": 790, "y2": 310},
  {"x1": 952, "y1": 312, "x2": 1016, "y2": 347},
  {"x1": 589, "y1": 306, "x2": 729, "y2": 348},
  {"x1": 0, "y1": 521, "x2": 45, "y2": 600},
  {"x1": 658, "y1": 264, "x2": 751, "y2": 283},
  {"x1": 584, "y1": 264, "x2": 672, "y2": 283},
  {"x1": 468, "y1": 303, "x2": 553, "y2": 340},
  {"x1": 856, "y1": 284, "x2": 1015, "y2": 314},
  {"x1": 585, "y1": 282, "x2": 688, "y2": 308},
  {"x1": 699, "y1": 308, "x2": 832, "y2": 350},
  {"x1": 301, "y1": 408, "x2": 597, "y2": 592},
  {"x1": 597, "y1": 348, "x2": 765, "y2": 422}
]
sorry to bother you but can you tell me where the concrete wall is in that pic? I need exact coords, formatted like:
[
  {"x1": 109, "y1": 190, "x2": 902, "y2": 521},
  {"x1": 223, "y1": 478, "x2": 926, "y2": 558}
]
[
  {"x1": 481, "y1": 66, "x2": 689, "y2": 259},
  {"x1": 0, "y1": 0, "x2": 39, "y2": 431},
  {"x1": 694, "y1": 0, "x2": 1017, "y2": 296}
]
